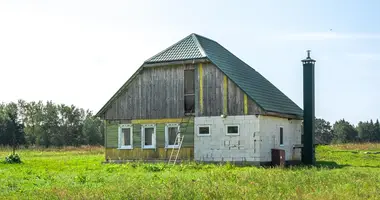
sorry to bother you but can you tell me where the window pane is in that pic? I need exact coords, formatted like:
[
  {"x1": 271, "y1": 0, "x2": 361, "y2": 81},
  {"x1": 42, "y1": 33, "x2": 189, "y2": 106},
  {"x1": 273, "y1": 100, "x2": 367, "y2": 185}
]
[
  {"x1": 144, "y1": 128, "x2": 154, "y2": 146},
  {"x1": 280, "y1": 127, "x2": 284, "y2": 145},
  {"x1": 184, "y1": 70, "x2": 195, "y2": 94},
  {"x1": 122, "y1": 128, "x2": 131, "y2": 146},
  {"x1": 199, "y1": 127, "x2": 210, "y2": 134},
  {"x1": 185, "y1": 95, "x2": 195, "y2": 113},
  {"x1": 227, "y1": 126, "x2": 239, "y2": 134},
  {"x1": 168, "y1": 127, "x2": 178, "y2": 145}
]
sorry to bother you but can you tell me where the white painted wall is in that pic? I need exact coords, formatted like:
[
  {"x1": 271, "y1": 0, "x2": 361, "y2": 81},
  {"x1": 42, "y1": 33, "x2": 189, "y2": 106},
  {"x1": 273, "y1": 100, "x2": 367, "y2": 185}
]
[
  {"x1": 258, "y1": 116, "x2": 302, "y2": 162},
  {"x1": 194, "y1": 115, "x2": 260, "y2": 162},
  {"x1": 194, "y1": 115, "x2": 302, "y2": 163}
]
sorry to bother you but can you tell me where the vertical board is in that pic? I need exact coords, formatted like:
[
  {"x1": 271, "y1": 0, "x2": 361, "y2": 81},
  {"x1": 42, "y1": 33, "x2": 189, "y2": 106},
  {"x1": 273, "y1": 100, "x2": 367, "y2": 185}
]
[
  {"x1": 228, "y1": 78, "x2": 245, "y2": 115},
  {"x1": 181, "y1": 122, "x2": 194, "y2": 148},
  {"x1": 106, "y1": 123, "x2": 118, "y2": 148},
  {"x1": 133, "y1": 124, "x2": 141, "y2": 148},
  {"x1": 244, "y1": 94, "x2": 248, "y2": 115},
  {"x1": 247, "y1": 98, "x2": 264, "y2": 114},
  {"x1": 223, "y1": 75, "x2": 228, "y2": 115},
  {"x1": 199, "y1": 63, "x2": 203, "y2": 115},
  {"x1": 156, "y1": 124, "x2": 166, "y2": 148}
]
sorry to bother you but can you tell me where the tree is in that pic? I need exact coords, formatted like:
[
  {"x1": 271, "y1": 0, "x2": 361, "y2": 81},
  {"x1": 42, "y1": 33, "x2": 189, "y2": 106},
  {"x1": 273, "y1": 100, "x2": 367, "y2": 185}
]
[
  {"x1": 357, "y1": 121, "x2": 371, "y2": 142},
  {"x1": 82, "y1": 111, "x2": 104, "y2": 145},
  {"x1": 41, "y1": 101, "x2": 59, "y2": 147},
  {"x1": 332, "y1": 119, "x2": 358, "y2": 143},
  {"x1": 315, "y1": 118, "x2": 333, "y2": 144},
  {"x1": 23, "y1": 101, "x2": 44, "y2": 146},
  {"x1": 375, "y1": 119, "x2": 380, "y2": 142},
  {"x1": 0, "y1": 102, "x2": 26, "y2": 152}
]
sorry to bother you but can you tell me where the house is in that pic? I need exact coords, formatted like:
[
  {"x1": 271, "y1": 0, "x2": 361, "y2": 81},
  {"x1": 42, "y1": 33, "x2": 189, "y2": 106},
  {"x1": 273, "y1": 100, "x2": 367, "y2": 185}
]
[{"x1": 96, "y1": 33, "x2": 304, "y2": 165}]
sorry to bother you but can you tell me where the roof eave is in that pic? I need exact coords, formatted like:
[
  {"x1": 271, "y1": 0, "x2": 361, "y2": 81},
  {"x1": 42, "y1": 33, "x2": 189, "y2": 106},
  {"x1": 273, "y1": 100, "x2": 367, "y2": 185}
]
[{"x1": 143, "y1": 57, "x2": 208, "y2": 67}]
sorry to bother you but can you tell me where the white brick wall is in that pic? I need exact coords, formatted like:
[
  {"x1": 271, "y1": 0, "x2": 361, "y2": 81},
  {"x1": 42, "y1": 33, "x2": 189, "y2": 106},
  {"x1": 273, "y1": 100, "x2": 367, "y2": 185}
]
[
  {"x1": 194, "y1": 115, "x2": 302, "y2": 163},
  {"x1": 258, "y1": 116, "x2": 302, "y2": 162},
  {"x1": 194, "y1": 115, "x2": 260, "y2": 162}
]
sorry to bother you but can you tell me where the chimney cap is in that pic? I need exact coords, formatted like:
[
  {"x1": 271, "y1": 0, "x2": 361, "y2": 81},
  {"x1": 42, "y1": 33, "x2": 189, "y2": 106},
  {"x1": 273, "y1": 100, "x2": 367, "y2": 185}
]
[{"x1": 302, "y1": 50, "x2": 316, "y2": 63}]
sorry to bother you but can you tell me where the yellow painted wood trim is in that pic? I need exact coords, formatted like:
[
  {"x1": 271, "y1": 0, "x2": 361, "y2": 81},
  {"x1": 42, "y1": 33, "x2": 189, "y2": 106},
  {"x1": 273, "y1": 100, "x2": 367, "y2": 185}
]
[
  {"x1": 131, "y1": 118, "x2": 194, "y2": 124},
  {"x1": 199, "y1": 63, "x2": 203, "y2": 114},
  {"x1": 244, "y1": 94, "x2": 248, "y2": 115},
  {"x1": 223, "y1": 75, "x2": 228, "y2": 114}
]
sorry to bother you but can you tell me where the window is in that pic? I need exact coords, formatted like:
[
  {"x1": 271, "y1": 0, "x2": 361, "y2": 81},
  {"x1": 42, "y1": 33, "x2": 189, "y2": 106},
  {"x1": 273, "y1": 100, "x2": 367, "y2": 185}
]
[
  {"x1": 118, "y1": 124, "x2": 133, "y2": 149},
  {"x1": 197, "y1": 125, "x2": 211, "y2": 136},
  {"x1": 280, "y1": 127, "x2": 284, "y2": 146},
  {"x1": 165, "y1": 123, "x2": 180, "y2": 148},
  {"x1": 184, "y1": 70, "x2": 195, "y2": 113},
  {"x1": 142, "y1": 124, "x2": 156, "y2": 149},
  {"x1": 226, "y1": 125, "x2": 239, "y2": 135}
]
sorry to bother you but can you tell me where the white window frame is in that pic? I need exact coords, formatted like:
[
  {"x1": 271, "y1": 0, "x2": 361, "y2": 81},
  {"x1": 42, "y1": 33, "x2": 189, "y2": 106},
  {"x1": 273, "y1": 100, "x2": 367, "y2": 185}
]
[
  {"x1": 226, "y1": 125, "x2": 240, "y2": 136},
  {"x1": 197, "y1": 125, "x2": 211, "y2": 136},
  {"x1": 165, "y1": 123, "x2": 180, "y2": 148},
  {"x1": 141, "y1": 124, "x2": 156, "y2": 149},
  {"x1": 279, "y1": 126, "x2": 284, "y2": 146},
  {"x1": 118, "y1": 124, "x2": 133, "y2": 149}
]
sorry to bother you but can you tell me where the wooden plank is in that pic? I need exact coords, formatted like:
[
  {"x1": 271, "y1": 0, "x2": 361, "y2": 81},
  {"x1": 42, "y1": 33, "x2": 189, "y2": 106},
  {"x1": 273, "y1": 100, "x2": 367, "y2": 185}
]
[
  {"x1": 106, "y1": 124, "x2": 118, "y2": 148},
  {"x1": 247, "y1": 97, "x2": 264, "y2": 115},
  {"x1": 133, "y1": 124, "x2": 141, "y2": 148},
  {"x1": 244, "y1": 94, "x2": 248, "y2": 115},
  {"x1": 223, "y1": 75, "x2": 228, "y2": 115},
  {"x1": 132, "y1": 118, "x2": 193, "y2": 124},
  {"x1": 105, "y1": 147, "x2": 194, "y2": 161},
  {"x1": 156, "y1": 124, "x2": 166, "y2": 148},
  {"x1": 194, "y1": 65, "x2": 199, "y2": 116},
  {"x1": 199, "y1": 63, "x2": 203, "y2": 115}
]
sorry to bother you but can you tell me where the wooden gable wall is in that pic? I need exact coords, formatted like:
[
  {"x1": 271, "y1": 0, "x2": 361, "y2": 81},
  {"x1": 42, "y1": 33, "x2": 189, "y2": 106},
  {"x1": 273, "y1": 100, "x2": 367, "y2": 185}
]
[
  {"x1": 104, "y1": 62, "x2": 263, "y2": 120},
  {"x1": 195, "y1": 62, "x2": 263, "y2": 117}
]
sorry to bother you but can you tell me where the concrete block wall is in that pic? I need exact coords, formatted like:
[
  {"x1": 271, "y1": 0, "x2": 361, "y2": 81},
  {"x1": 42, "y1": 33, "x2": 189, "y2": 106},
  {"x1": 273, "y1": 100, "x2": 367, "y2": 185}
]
[
  {"x1": 259, "y1": 116, "x2": 302, "y2": 162},
  {"x1": 194, "y1": 115, "x2": 260, "y2": 162}
]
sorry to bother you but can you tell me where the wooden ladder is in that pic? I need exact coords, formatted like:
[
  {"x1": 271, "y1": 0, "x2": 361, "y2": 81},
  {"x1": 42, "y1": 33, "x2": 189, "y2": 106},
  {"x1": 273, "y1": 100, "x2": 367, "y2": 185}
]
[{"x1": 168, "y1": 114, "x2": 193, "y2": 165}]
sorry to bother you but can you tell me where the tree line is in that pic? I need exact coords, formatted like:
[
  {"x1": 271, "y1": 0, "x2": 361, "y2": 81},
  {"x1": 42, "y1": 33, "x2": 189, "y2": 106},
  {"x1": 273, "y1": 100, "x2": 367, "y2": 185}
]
[
  {"x1": 315, "y1": 118, "x2": 380, "y2": 144},
  {"x1": 0, "y1": 100, "x2": 104, "y2": 147},
  {"x1": 1, "y1": 99, "x2": 379, "y2": 147}
]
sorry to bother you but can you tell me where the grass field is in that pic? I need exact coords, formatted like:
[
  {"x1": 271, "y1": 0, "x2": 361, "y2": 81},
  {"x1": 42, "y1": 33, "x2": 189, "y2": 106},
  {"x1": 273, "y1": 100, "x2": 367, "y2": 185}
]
[{"x1": 1, "y1": 144, "x2": 380, "y2": 200}]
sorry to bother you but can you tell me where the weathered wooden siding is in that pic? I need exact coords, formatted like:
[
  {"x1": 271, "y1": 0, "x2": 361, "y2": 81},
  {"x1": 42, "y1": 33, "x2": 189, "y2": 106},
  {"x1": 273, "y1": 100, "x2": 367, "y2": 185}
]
[
  {"x1": 106, "y1": 123, "x2": 118, "y2": 148},
  {"x1": 105, "y1": 148, "x2": 194, "y2": 160},
  {"x1": 105, "y1": 62, "x2": 262, "y2": 120},
  {"x1": 105, "y1": 119, "x2": 194, "y2": 160},
  {"x1": 105, "y1": 65, "x2": 194, "y2": 120},
  {"x1": 196, "y1": 63, "x2": 263, "y2": 116},
  {"x1": 195, "y1": 62, "x2": 224, "y2": 116},
  {"x1": 227, "y1": 77, "x2": 245, "y2": 115}
]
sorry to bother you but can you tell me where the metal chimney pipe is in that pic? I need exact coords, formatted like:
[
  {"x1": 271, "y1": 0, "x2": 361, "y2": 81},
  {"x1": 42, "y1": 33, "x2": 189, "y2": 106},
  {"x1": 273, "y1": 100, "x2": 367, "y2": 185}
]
[{"x1": 302, "y1": 50, "x2": 316, "y2": 165}]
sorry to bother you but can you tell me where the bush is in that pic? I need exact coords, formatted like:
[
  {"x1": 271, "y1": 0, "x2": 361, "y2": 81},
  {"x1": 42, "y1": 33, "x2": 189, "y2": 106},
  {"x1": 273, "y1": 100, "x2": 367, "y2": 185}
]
[
  {"x1": 4, "y1": 154, "x2": 22, "y2": 164},
  {"x1": 143, "y1": 164, "x2": 165, "y2": 172}
]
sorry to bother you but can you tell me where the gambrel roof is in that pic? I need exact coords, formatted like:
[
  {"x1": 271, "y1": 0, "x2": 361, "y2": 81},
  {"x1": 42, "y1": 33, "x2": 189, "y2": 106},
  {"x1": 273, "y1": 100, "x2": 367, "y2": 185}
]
[{"x1": 97, "y1": 33, "x2": 303, "y2": 117}]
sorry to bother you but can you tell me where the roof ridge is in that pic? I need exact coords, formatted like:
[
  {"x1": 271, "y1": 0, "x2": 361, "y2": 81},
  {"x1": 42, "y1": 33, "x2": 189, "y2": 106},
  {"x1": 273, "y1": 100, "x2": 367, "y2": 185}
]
[
  {"x1": 191, "y1": 33, "x2": 207, "y2": 57},
  {"x1": 144, "y1": 34, "x2": 195, "y2": 63}
]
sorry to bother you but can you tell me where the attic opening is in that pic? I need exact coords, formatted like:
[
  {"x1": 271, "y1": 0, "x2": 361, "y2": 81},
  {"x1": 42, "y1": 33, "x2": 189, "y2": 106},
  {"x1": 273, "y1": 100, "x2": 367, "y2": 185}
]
[{"x1": 184, "y1": 69, "x2": 195, "y2": 114}]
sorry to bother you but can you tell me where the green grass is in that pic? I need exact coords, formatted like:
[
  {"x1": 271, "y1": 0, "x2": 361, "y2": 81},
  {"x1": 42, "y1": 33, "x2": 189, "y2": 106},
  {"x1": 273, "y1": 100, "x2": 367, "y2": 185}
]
[{"x1": 0, "y1": 145, "x2": 380, "y2": 200}]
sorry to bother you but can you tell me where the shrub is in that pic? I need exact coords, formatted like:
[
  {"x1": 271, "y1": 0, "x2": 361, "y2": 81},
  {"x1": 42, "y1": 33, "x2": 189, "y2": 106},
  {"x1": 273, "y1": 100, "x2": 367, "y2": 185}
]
[
  {"x1": 4, "y1": 154, "x2": 22, "y2": 164},
  {"x1": 143, "y1": 164, "x2": 165, "y2": 172}
]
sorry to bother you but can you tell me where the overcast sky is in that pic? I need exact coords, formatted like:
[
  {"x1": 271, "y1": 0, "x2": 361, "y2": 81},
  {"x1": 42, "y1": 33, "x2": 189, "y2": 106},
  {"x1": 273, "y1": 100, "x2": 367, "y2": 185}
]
[{"x1": 1, "y1": 0, "x2": 379, "y2": 124}]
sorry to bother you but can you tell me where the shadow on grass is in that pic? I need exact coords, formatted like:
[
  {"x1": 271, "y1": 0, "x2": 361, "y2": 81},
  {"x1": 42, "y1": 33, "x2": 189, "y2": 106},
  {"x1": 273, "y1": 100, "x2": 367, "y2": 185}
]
[
  {"x1": 314, "y1": 161, "x2": 380, "y2": 169},
  {"x1": 314, "y1": 161, "x2": 351, "y2": 169}
]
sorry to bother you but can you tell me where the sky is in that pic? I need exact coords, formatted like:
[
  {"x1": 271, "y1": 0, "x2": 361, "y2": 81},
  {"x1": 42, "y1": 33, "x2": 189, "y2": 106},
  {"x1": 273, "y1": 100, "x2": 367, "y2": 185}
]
[{"x1": 1, "y1": 0, "x2": 379, "y2": 125}]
